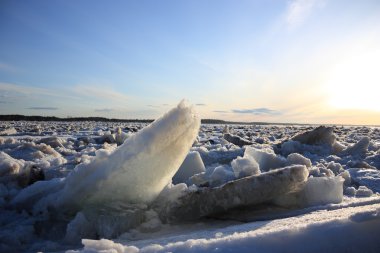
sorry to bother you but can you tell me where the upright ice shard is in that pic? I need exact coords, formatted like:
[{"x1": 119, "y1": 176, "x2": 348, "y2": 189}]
[
  {"x1": 57, "y1": 100, "x2": 200, "y2": 210},
  {"x1": 15, "y1": 100, "x2": 200, "y2": 213}
]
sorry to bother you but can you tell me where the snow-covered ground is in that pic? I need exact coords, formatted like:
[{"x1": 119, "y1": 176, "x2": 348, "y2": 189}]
[{"x1": 1, "y1": 102, "x2": 380, "y2": 252}]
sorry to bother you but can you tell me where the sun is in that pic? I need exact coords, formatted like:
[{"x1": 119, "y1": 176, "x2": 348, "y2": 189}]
[{"x1": 326, "y1": 48, "x2": 380, "y2": 112}]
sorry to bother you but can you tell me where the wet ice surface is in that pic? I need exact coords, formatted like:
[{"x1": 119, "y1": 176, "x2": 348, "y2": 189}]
[{"x1": 1, "y1": 109, "x2": 380, "y2": 252}]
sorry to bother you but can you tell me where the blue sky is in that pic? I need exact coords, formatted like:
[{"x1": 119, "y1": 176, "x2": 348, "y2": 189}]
[{"x1": 1, "y1": 0, "x2": 380, "y2": 124}]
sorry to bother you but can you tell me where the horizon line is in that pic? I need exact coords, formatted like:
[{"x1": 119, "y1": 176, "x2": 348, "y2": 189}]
[{"x1": 0, "y1": 114, "x2": 379, "y2": 128}]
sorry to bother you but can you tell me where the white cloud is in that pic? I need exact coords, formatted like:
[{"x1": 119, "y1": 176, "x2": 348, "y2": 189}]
[
  {"x1": 72, "y1": 85, "x2": 129, "y2": 102},
  {"x1": 285, "y1": 0, "x2": 323, "y2": 29},
  {"x1": 0, "y1": 82, "x2": 72, "y2": 98},
  {"x1": 0, "y1": 62, "x2": 18, "y2": 73}
]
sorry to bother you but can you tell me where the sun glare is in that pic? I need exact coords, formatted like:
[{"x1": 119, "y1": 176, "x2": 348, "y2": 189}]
[{"x1": 326, "y1": 49, "x2": 380, "y2": 111}]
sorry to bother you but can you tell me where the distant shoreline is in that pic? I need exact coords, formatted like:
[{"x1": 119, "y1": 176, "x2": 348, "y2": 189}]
[{"x1": 0, "y1": 115, "x2": 378, "y2": 127}]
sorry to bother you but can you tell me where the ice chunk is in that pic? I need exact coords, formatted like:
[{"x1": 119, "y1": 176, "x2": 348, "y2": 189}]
[
  {"x1": 326, "y1": 161, "x2": 344, "y2": 175},
  {"x1": 338, "y1": 170, "x2": 351, "y2": 186},
  {"x1": 280, "y1": 140, "x2": 302, "y2": 156},
  {"x1": 231, "y1": 155, "x2": 260, "y2": 178},
  {"x1": 0, "y1": 152, "x2": 24, "y2": 180},
  {"x1": 80, "y1": 239, "x2": 135, "y2": 253},
  {"x1": 344, "y1": 186, "x2": 356, "y2": 196},
  {"x1": 341, "y1": 137, "x2": 370, "y2": 156},
  {"x1": 172, "y1": 151, "x2": 206, "y2": 185},
  {"x1": 244, "y1": 147, "x2": 286, "y2": 171},
  {"x1": 355, "y1": 186, "x2": 373, "y2": 197},
  {"x1": 161, "y1": 165, "x2": 308, "y2": 222},
  {"x1": 189, "y1": 172, "x2": 209, "y2": 187},
  {"x1": 223, "y1": 133, "x2": 252, "y2": 147},
  {"x1": 39, "y1": 100, "x2": 200, "y2": 212},
  {"x1": 0, "y1": 127, "x2": 17, "y2": 135},
  {"x1": 303, "y1": 176, "x2": 344, "y2": 206},
  {"x1": 280, "y1": 126, "x2": 345, "y2": 155},
  {"x1": 291, "y1": 126, "x2": 336, "y2": 146},
  {"x1": 274, "y1": 175, "x2": 344, "y2": 207},
  {"x1": 114, "y1": 127, "x2": 130, "y2": 146},
  {"x1": 209, "y1": 165, "x2": 235, "y2": 187},
  {"x1": 348, "y1": 168, "x2": 380, "y2": 193},
  {"x1": 286, "y1": 153, "x2": 312, "y2": 168},
  {"x1": 38, "y1": 137, "x2": 64, "y2": 148}
]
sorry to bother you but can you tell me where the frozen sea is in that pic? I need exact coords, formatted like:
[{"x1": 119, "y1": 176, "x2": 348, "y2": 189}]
[{"x1": 1, "y1": 102, "x2": 380, "y2": 253}]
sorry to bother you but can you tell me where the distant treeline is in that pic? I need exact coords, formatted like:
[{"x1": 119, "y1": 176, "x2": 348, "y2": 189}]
[
  {"x1": 0, "y1": 114, "x2": 304, "y2": 125},
  {"x1": 0, "y1": 115, "x2": 153, "y2": 123}
]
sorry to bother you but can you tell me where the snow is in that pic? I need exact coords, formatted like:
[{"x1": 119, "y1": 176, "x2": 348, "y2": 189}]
[
  {"x1": 73, "y1": 202, "x2": 380, "y2": 253},
  {"x1": 0, "y1": 104, "x2": 380, "y2": 252}
]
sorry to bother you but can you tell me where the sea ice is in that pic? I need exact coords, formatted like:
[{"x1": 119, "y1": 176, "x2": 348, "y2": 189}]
[
  {"x1": 16, "y1": 100, "x2": 201, "y2": 214},
  {"x1": 0, "y1": 151, "x2": 26, "y2": 185},
  {"x1": 162, "y1": 165, "x2": 308, "y2": 222},
  {"x1": 0, "y1": 127, "x2": 17, "y2": 136},
  {"x1": 209, "y1": 165, "x2": 235, "y2": 187},
  {"x1": 279, "y1": 126, "x2": 346, "y2": 155},
  {"x1": 348, "y1": 168, "x2": 380, "y2": 193},
  {"x1": 302, "y1": 176, "x2": 344, "y2": 206},
  {"x1": 286, "y1": 153, "x2": 312, "y2": 168},
  {"x1": 274, "y1": 176, "x2": 344, "y2": 207},
  {"x1": 341, "y1": 136, "x2": 370, "y2": 157},
  {"x1": 244, "y1": 146, "x2": 286, "y2": 171},
  {"x1": 231, "y1": 155, "x2": 260, "y2": 178},
  {"x1": 172, "y1": 151, "x2": 206, "y2": 185},
  {"x1": 356, "y1": 186, "x2": 374, "y2": 197},
  {"x1": 223, "y1": 133, "x2": 252, "y2": 147}
]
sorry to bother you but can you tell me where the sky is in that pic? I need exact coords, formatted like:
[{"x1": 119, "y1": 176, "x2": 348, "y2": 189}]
[{"x1": 0, "y1": 0, "x2": 380, "y2": 125}]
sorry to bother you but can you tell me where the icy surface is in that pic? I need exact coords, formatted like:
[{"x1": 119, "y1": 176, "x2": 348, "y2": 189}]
[{"x1": 0, "y1": 114, "x2": 380, "y2": 252}]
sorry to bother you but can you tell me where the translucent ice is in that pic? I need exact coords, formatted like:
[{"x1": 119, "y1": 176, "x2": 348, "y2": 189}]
[
  {"x1": 244, "y1": 147, "x2": 286, "y2": 172},
  {"x1": 172, "y1": 151, "x2": 206, "y2": 185},
  {"x1": 303, "y1": 176, "x2": 344, "y2": 206},
  {"x1": 20, "y1": 101, "x2": 200, "y2": 213}
]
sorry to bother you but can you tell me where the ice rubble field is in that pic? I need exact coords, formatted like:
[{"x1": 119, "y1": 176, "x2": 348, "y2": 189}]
[{"x1": 0, "y1": 102, "x2": 380, "y2": 252}]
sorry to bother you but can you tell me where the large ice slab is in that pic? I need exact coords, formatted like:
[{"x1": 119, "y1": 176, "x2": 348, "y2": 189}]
[
  {"x1": 25, "y1": 101, "x2": 200, "y2": 213},
  {"x1": 161, "y1": 165, "x2": 308, "y2": 221}
]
